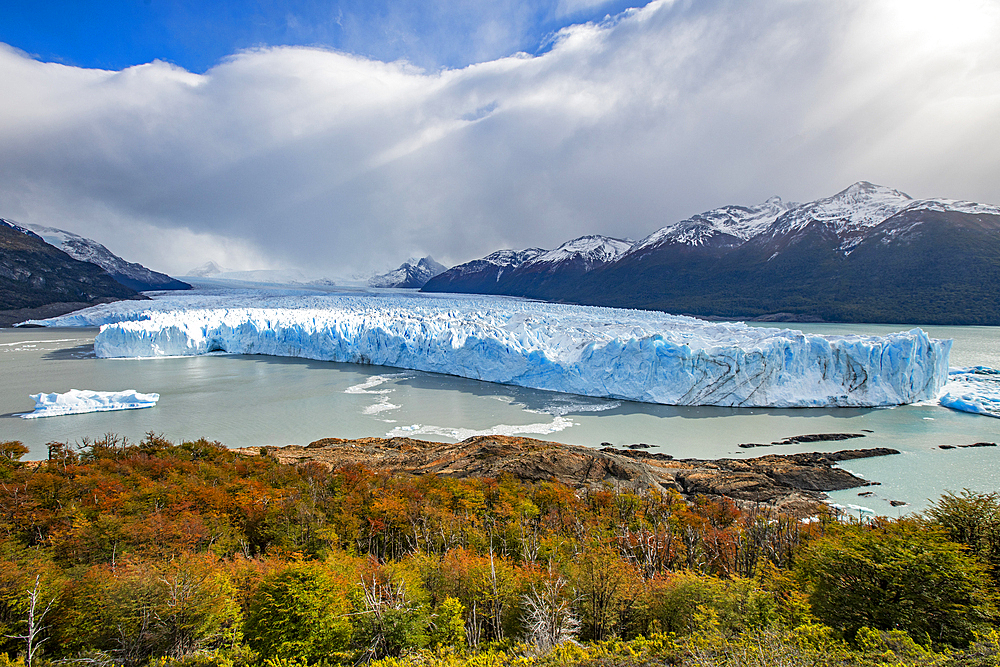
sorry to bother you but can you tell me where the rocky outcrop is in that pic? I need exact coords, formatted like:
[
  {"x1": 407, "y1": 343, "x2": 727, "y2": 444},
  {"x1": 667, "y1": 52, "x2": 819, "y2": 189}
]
[{"x1": 240, "y1": 435, "x2": 899, "y2": 517}]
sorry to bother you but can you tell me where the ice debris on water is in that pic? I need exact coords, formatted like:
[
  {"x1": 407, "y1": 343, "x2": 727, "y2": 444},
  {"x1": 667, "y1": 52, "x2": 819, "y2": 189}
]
[
  {"x1": 64, "y1": 292, "x2": 952, "y2": 409},
  {"x1": 938, "y1": 367, "x2": 1000, "y2": 418},
  {"x1": 19, "y1": 389, "x2": 160, "y2": 419}
]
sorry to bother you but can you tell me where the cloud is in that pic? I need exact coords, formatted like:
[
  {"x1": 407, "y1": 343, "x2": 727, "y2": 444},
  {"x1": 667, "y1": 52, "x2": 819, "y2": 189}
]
[{"x1": 0, "y1": 0, "x2": 998, "y2": 277}]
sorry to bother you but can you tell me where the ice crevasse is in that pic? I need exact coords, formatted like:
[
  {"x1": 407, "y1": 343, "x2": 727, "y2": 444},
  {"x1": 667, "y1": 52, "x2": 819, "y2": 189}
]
[{"x1": 90, "y1": 295, "x2": 950, "y2": 408}]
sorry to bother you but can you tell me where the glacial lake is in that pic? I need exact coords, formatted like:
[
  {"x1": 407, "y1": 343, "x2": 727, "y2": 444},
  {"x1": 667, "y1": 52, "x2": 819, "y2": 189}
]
[{"x1": 1, "y1": 312, "x2": 998, "y2": 515}]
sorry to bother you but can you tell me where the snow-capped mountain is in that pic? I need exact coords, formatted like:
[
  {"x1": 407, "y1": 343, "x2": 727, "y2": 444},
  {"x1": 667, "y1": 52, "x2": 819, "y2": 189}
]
[
  {"x1": 368, "y1": 257, "x2": 448, "y2": 288},
  {"x1": 522, "y1": 235, "x2": 633, "y2": 270},
  {"x1": 626, "y1": 197, "x2": 793, "y2": 259},
  {"x1": 769, "y1": 182, "x2": 911, "y2": 236},
  {"x1": 423, "y1": 182, "x2": 1000, "y2": 325},
  {"x1": 186, "y1": 261, "x2": 229, "y2": 278},
  {"x1": 24, "y1": 223, "x2": 190, "y2": 291},
  {"x1": 422, "y1": 248, "x2": 544, "y2": 293},
  {"x1": 1, "y1": 219, "x2": 141, "y2": 323},
  {"x1": 757, "y1": 181, "x2": 913, "y2": 255},
  {"x1": 900, "y1": 198, "x2": 1000, "y2": 217},
  {"x1": 423, "y1": 236, "x2": 631, "y2": 297}
]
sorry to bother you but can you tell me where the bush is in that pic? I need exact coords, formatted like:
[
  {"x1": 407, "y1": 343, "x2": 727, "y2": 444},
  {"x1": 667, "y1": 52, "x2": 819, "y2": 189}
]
[
  {"x1": 926, "y1": 490, "x2": 1000, "y2": 582},
  {"x1": 797, "y1": 519, "x2": 996, "y2": 647},
  {"x1": 243, "y1": 562, "x2": 352, "y2": 662},
  {"x1": 645, "y1": 571, "x2": 778, "y2": 637}
]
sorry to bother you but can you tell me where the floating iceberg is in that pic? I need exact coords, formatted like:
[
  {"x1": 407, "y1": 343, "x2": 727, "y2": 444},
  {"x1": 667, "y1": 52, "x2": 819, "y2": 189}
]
[
  {"x1": 938, "y1": 367, "x2": 1000, "y2": 418},
  {"x1": 79, "y1": 293, "x2": 950, "y2": 408},
  {"x1": 20, "y1": 389, "x2": 160, "y2": 419}
]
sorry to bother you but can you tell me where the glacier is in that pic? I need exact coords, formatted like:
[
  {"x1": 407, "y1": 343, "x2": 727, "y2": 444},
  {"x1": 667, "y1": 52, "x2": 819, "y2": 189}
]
[
  {"x1": 45, "y1": 291, "x2": 952, "y2": 409},
  {"x1": 19, "y1": 389, "x2": 160, "y2": 419}
]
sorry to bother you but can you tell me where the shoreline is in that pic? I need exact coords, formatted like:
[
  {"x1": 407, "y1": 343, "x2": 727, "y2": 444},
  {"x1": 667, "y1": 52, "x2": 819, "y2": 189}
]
[{"x1": 236, "y1": 434, "x2": 901, "y2": 518}]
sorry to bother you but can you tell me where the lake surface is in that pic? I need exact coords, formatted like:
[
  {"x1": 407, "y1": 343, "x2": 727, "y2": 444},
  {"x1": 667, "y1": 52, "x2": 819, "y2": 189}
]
[{"x1": 1, "y1": 313, "x2": 997, "y2": 514}]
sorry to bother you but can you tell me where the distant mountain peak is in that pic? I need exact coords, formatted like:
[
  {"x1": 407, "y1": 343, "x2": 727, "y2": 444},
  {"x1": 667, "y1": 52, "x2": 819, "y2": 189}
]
[
  {"x1": 0, "y1": 218, "x2": 45, "y2": 242},
  {"x1": 525, "y1": 235, "x2": 633, "y2": 269},
  {"x1": 369, "y1": 256, "x2": 448, "y2": 288},
  {"x1": 763, "y1": 182, "x2": 913, "y2": 248},
  {"x1": 187, "y1": 261, "x2": 228, "y2": 277},
  {"x1": 627, "y1": 196, "x2": 793, "y2": 256}
]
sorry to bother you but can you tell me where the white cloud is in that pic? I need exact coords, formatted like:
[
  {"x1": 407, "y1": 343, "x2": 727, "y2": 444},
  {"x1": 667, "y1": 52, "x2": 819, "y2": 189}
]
[{"x1": 0, "y1": 0, "x2": 999, "y2": 277}]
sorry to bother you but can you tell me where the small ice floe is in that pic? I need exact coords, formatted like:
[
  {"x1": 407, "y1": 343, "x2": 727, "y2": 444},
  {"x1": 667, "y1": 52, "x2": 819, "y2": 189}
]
[
  {"x1": 827, "y1": 502, "x2": 877, "y2": 520},
  {"x1": 938, "y1": 367, "x2": 1000, "y2": 418},
  {"x1": 19, "y1": 389, "x2": 160, "y2": 419},
  {"x1": 387, "y1": 416, "x2": 575, "y2": 440},
  {"x1": 345, "y1": 373, "x2": 410, "y2": 416}
]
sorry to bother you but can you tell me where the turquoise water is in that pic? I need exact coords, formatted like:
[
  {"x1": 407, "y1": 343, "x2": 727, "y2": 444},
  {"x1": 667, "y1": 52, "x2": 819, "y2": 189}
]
[{"x1": 1, "y1": 319, "x2": 997, "y2": 514}]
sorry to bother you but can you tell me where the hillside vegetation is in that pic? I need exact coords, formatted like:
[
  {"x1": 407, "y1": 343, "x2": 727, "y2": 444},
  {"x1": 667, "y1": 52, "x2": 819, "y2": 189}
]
[{"x1": 0, "y1": 435, "x2": 997, "y2": 667}]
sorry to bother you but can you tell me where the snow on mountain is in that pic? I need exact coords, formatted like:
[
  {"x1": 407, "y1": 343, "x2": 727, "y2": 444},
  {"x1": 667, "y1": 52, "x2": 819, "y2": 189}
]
[
  {"x1": 0, "y1": 218, "x2": 44, "y2": 240},
  {"x1": 762, "y1": 182, "x2": 913, "y2": 252},
  {"x1": 22, "y1": 222, "x2": 190, "y2": 291},
  {"x1": 627, "y1": 197, "x2": 793, "y2": 256},
  {"x1": 186, "y1": 261, "x2": 228, "y2": 277},
  {"x1": 428, "y1": 248, "x2": 546, "y2": 286},
  {"x1": 32, "y1": 290, "x2": 950, "y2": 408},
  {"x1": 0, "y1": 218, "x2": 141, "y2": 315},
  {"x1": 422, "y1": 238, "x2": 629, "y2": 295},
  {"x1": 481, "y1": 248, "x2": 546, "y2": 271},
  {"x1": 901, "y1": 198, "x2": 1000, "y2": 217},
  {"x1": 523, "y1": 235, "x2": 633, "y2": 270},
  {"x1": 369, "y1": 257, "x2": 448, "y2": 288}
]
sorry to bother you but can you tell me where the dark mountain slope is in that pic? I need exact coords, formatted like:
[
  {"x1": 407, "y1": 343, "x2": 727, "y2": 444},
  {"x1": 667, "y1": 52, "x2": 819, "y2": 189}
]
[
  {"x1": 23, "y1": 222, "x2": 191, "y2": 291},
  {"x1": 0, "y1": 221, "x2": 140, "y2": 319},
  {"x1": 569, "y1": 208, "x2": 1000, "y2": 324},
  {"x1": 827, "y1": 208, "x2": 1000, "y2": 324},
  {"x1": 422, "y1": 248, "x2": 545, "y2": 295}
]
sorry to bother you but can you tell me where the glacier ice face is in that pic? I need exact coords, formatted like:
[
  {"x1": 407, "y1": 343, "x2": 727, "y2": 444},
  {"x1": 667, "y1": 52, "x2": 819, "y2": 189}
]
[
  {"x1": 69, "y1": 292, "x2": 952, "y2": 408},
  {"x1": 938, "y1": 367, "x2": 1000, "y2": 418},
  {"x1": 19, "y1": 389, "x2": 160, "y2": 419}
]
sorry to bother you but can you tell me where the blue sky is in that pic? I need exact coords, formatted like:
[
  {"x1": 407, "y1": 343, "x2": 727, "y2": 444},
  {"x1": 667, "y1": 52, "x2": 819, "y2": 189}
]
[
  {"x1": 0, "y1": 0, "x2": 636, "y2": 72},
  {"x1": 1, "y1": 0, "x2": 999, "y2": 276}
]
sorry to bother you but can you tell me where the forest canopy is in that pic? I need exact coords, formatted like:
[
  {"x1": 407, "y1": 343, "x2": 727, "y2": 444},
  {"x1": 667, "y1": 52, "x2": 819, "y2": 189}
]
[{"x1": 0, "y1": 434, "x2": 997, "y2": 667}]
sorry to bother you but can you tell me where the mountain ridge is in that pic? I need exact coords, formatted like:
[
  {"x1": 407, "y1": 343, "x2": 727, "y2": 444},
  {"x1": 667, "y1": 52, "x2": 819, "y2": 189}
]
[
  {"x1": 0, "y1": 219, "x2": 144, "y2": 326},
  {"x1": 23, "y1": 223, "x2": 191, "y2": 292},
  {"x1": 422, "y1": 182, "x2": 1000, "y2": 325}
]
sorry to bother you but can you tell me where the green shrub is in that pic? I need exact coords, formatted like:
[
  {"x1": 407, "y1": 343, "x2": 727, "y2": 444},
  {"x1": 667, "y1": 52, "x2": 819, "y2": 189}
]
[
  {"x1": 243, "y1": 562, "x2": 352, "y2": 662},
  {"x1": 797, "y1": 519, "x2": 996, "y2": 647},
  {"x1": 645, "y1": 571, "x2": 778, "y2": 637}
]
